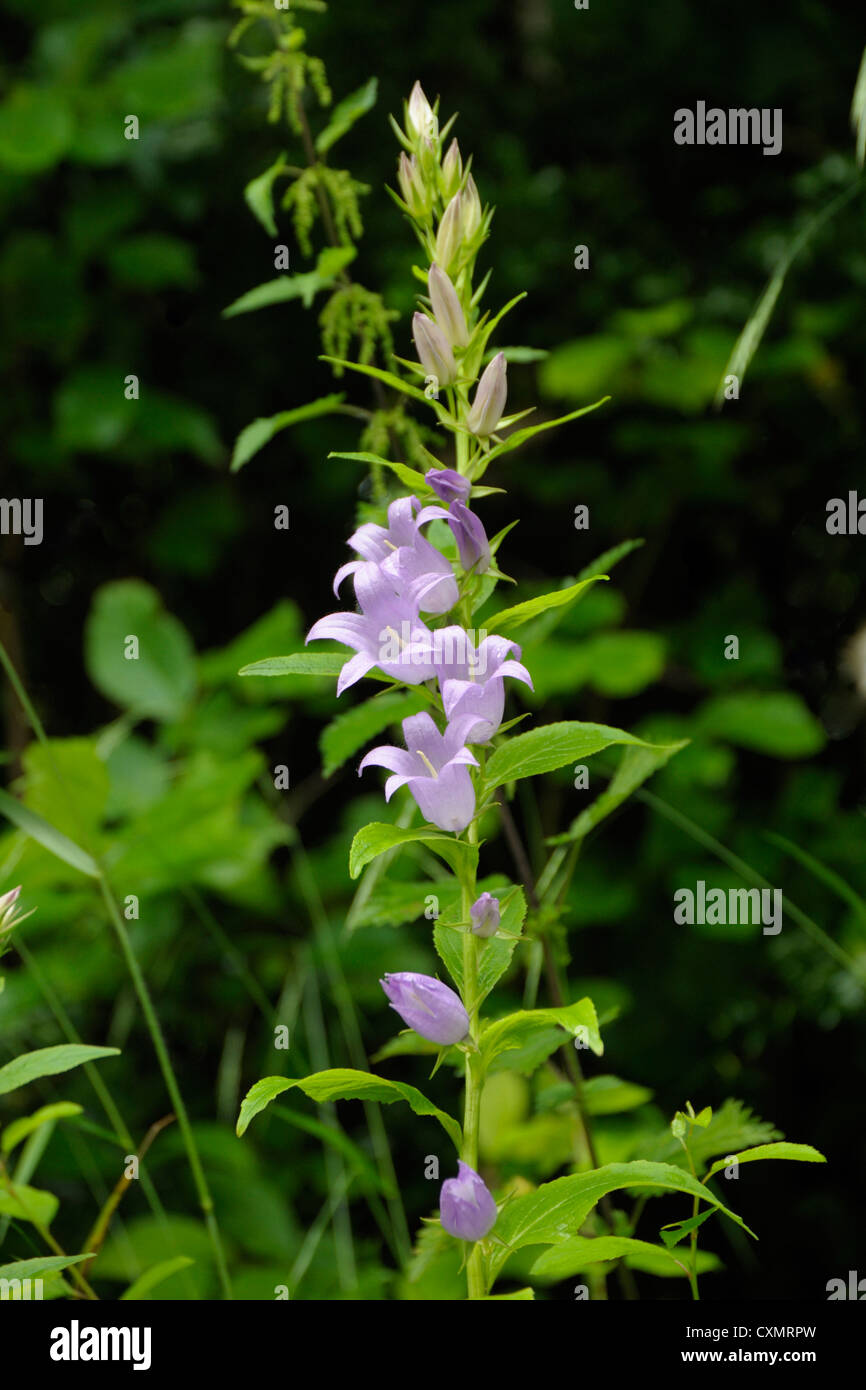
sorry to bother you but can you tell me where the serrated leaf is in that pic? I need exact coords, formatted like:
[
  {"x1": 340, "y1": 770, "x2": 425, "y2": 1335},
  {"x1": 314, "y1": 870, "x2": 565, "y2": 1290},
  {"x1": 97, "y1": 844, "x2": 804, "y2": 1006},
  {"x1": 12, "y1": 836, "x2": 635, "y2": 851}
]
[
  {"x1": 348, "y1": 823, "x2": 477, "y2": 881},
  {"x1": 481, "y1": 998, "x2": 603, "y2": 1073},
  {"x1": 548, "y1": 740, "x2": 688, "y2": 847},
  {"x1": 433, "y1": 886, "x2": 526, "y2": 1004},
  {"x1": 320, "y1": 691, "x2": 427, "y2": 778},
  {"x1": 483, "y1": 721, "x2": 666, "y2": 791},
  {"x1": 236, "y1": 1069, "x2": 462, "y2": 1150},
  {"x1": 328, "y1": 451, "x2": 429, "y2": 492},
  {"x1": 0, "y1": 789, "x2": 100, "y2": 878},
  {"x1": 239, "y1": 653, "x2": 344, "y2": 678},
  {"x1": 231, "y1": 395, "x2": 345, "y2": 472},
  {"x1": 224, "y1": 247, "x2": 355, "y2": 316},
  {"x1": 485, "y1": 577, "x2": 605, "y2": 635},
  {"x1": 704, "y1": 1142, "x2": 826, "y2": 1181},
  {"x1": 315, "y1": 77, "x2": 378, "y2": 155},
  {"x1": 486, "y1": 1160, "x2": 755, "y2": 1287},
  {"x1": 0, "y1": 1045, "x2": 119, "y2": 1098}
]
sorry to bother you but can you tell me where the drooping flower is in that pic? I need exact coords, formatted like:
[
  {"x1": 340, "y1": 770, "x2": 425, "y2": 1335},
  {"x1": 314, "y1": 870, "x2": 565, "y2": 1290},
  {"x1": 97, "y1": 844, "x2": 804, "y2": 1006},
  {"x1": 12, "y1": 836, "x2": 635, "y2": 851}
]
[
  {"x1": 428, "y1": 263, "x2": 469, "y2": 349},
  {"x1": 358, "y1": 710, "x2": 479, "y2": 832},
  {"x1": 425, "y1": 467, "x2": 472, "y2": 507},
  {"x1": 380, "y1": 971, "x2": 469, "y2": 1045},
  {"x1": 466, "y1": 351, "x2": 508, "y2": 437},
  {"x1": 412, "y1": 312, "x2": 457, "y2": 388},
  {"x1": 419, "y1": 499, "x2": 491, "y2": 576},
  {"x1": 440, "y1": 1162, "x2": 498, "y2": 1241},
  {"x1": 433, "y1": 627, "x2": 533, "y2": 742},
  {"x1": 470, "y1": 892, "x2": 500, "y2": 938},
  {"x1": 333, "y1": 495, "x2": 457, "y2": 615},
  {"x1": 307, "y1": 561, "x2": 437, "y2": 694}
]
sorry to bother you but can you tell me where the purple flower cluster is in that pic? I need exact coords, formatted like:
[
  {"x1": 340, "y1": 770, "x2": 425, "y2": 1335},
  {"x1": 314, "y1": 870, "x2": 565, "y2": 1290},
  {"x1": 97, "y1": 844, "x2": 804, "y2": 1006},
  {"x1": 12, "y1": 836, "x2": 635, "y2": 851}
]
[{"x1": 307, "y1": 478, "x2": 532, "y2": 833}]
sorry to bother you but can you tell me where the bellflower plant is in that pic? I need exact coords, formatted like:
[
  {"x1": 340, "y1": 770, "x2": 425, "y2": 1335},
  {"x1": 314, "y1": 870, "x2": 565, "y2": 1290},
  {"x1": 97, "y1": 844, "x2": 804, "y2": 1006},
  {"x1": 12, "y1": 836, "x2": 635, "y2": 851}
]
[{"x1": 236, "y1": 76, "x2": 827, "y2": 1302}]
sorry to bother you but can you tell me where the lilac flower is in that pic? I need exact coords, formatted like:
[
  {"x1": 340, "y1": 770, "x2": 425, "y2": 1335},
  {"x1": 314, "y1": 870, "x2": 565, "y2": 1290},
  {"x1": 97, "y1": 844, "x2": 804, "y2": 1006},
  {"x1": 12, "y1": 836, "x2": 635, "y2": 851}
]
[
  {"x1": 333, "y1": 495, "x2": 457, "y2": 616},
  {"x1": 380, "y1": 972, "x2": 469, "y2": 1045},
  {"x1": 307, "y1": 561, "x2": 437, "y2": 694},
  {"x1": 358, "y1": 710, "x2": 479, "y2": 832},
  {"x1": 428, "y1": 263, "x2": 469, "y2": 349},
  {"x1": 466, "y1": 352, "x2": 507, "y2": 437},
  {"x1": 433, "y1": 627, "x2": 533, "y2": 742},
  {"x1": 416, "y1": 499, "x2": 491, "y2": 576},
  {"x1": 406, "y1": 81, "x2": 437, "y2": 142},
  {"x1": 470, "y1": 892, "x2": 500, "y2": 938},
  {"x1": 397, "y1": 152, "x2": 430, "y2": 218},
  {"x1": 425, "y1": 467, "x2": 472, "y2": 508},
  {"x1": 440, "y1": 1162, "x2": 498, "y2": 1241},
  {"x1": 413, "y1": 312, "x2": 456, "y2": 388},
  {"x1": 434, "y1": 191, "x2": 464, "y2": 274}
]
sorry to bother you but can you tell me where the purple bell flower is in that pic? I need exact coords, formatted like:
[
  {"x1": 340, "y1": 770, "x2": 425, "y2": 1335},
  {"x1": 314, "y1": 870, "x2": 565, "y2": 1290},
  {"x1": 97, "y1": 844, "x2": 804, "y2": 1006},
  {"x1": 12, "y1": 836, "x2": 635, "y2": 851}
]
[
  {"x1": 433, "y1": 627, "x2": 533, "y2": 742},
  {"x1": 333, "y1": 495, "x2": 458, "y2": 616},
  {"x1": 380, "y1": 971, "x2": 469, "y2": 1045},
  {"x1": 425, "y1": 467, "x2": 472, "y2": 508},
  {"x1": 440, "y1": 1162, "x2": 498, "y2": 1241},
  {"x1": 470, "y1": 892, "x2": 500, "y2": 938},
  {"x1": 307, "y1": 561, "x2": 437, "y2": 694},
  {"x1": 413, "y1": 312, "x2": 457, "y2": 388},
  {"x1": 417, "y1": 500, "x2": 491, "y2": 576},
  {"x1": 358, "y1": 710, "x2": 479, "y2": 832},
  {"x1": 428, "y1": 263, "x2": 469, "y2": 349}
]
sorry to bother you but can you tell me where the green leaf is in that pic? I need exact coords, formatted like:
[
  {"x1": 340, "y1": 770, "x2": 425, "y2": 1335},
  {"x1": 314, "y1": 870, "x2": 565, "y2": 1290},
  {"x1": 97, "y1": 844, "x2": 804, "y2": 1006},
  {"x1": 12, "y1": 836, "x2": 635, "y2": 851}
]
[
  {"x1": 0, "y1": 790, "x2": 100, "y2": 878},
  {"x1": 320, "y1": 691, "x2": 428, "y2": 778},
  {"x1": 486, "y1": 1160, "x2": 755, "y2": 1287},
  {"x1": 484, "y1": 397, "x2": 610, "y2": 465},
  {"x1": 2, "y1": 1102, "x2": 83, "y2": 1154},
  {"x1": 531, "y1": 1235, "x2": 704, "y2": 1280},
  {"x1": 85, "y1": 580, "x2": 197, "y2": 722},
  {"x1": 548, "y1": 740, "x2": 688, "y2": 846},
  {"x1": 433, "y1": 887, "x2": 526, "y2": 1003},
  {"x1": 696, "y1": 691, "x2": 826, "y2": 759},
  {"x1": 0, "y1": 1253, "x2": 94, "y2": 1281},
  {"x1": 575, "y1": 538, "x2": 645, "y2": 583},
  {"x1": 236, "y1": 1069, "x2": 462, "y2": 1150},
  {"x1": 0, "y1": 86, "x2": 73, "y2": 174},
  {"x1": 328, "y1": 451, "x2": 429, "y2": 493},
  {"x1": 481, "y1": 998, "x2": 604, "y2": 1072},
  {"x1": 0, "y1": 1045, "x2": 119, "y2": 1098},
  {"x1": 480, "y1": 1287, "x2": 535, "y2": 1300},
  {"x1": 483, "y1": 721, "x2": 666, "y2": 791},
  {"x1": 231, "y1": 395, "x2": 346, "y2": 472},
  {"x1": 348, "y1": 823, "x2": 477, "y2": 882},
  {"x1": 319, "y1": 357, "x2": 429, "y2": 404},
  {"x1": 315, "y1": 77, "x2": 378, "y2": 155},
  {"x1": 0, "y1": 1182, "x2": 59, "y2": 1228},
  {"x1": 224, "y1": 247, "x2": 355, "y2": 316},
  {"x1": 485, "y1": 577, "x2": 605, "y2": 635},
  {"x1": 659, "y1": 1209, "x2": 716, "y2": 1248},
  {"x1": 703, "y1": 1142, "x2": 826, "y2": 1181},
  {"x1": 244, "y1": 153, "x2": 287, "y2": 236},
  {"x1": 239, "y1": 653, "x2": 344, "y2": 678},
  {"x1": 119, "y1": 1256, "x2": 195, "y2": 1301},
  {"x1": 581, "y1": 1075, "x2": 653, "y2": 1115}
]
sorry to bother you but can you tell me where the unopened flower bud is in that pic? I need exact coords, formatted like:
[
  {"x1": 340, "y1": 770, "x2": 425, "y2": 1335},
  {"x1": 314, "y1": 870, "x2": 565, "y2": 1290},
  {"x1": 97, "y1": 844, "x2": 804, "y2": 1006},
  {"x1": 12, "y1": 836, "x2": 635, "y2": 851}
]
[
  {"x1": 380, "y1": 972, "x2": 469, "y2": 1045},
  {"x1": 448, "y1": 502, "x2": 490, "y2": 575},
  {"x1": 440, "y1": 1162, "x2": 498, "y2": 1241},
  {"x1": 428, "y1": 263, "x2": 469, "y2": 348},
  {"x1": 462, "y1": 174, "x2": 482, "y2": 240},
  {"x1": 470, "y1": 892, "x2": 500, "y2": 938},
  {"x1": 466, "y1": 352, "x2": 507, "y2": 436},
  {"x1": 440, "y1": 138, "x2": 463, "y2": 200},
  {"x1": 434, "y1": 192, "x2": 464, "y2": 275},
  {"x1": 398, "y1": 152, "x2": 431, "y2": 218},
  {"x1": 406, "y1": 81, "x2": 437, "y2": 142},
  {"x1": 412, "y1": 312, "x2": 457, "y2": 387},
  {"x1": 425, "y1": 467, "x2": 472, "y2": 507}
]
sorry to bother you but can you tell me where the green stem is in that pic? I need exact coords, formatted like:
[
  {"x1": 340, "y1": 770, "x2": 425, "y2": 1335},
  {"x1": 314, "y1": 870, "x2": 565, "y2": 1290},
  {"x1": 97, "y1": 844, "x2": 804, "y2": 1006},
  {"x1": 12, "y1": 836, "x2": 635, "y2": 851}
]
[{"x1": 459, "y1": 820, "x2": 485, "y2": 1300}]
